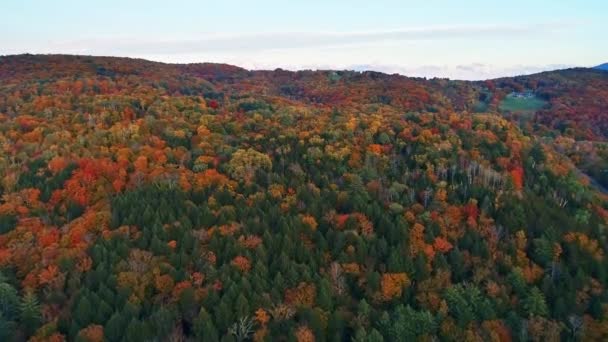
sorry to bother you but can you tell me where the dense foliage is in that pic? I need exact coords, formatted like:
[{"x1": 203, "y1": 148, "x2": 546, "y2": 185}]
[{"x1": 0, "y1": 54, "x2": 607, "y2": 341}]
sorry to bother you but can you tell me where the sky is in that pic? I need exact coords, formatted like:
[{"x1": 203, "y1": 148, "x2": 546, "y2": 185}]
[{"x1": 1, "y1": 0, "x2": 607, "y2": 80}]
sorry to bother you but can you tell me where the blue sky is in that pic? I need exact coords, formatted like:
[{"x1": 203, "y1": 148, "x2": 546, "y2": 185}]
[{"x1": 1, "y1": 0, "x2": 606, "y2": 79}]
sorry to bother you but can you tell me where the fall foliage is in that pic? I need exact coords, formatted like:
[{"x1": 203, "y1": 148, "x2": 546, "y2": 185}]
[{"x1": 0, "y1": 55, "x2": 606, "y2": 341}]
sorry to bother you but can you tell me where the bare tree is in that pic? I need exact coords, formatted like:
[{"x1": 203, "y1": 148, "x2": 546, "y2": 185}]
[{"x1": 228, "y1": 316, "x2": 255, "y2": 342}]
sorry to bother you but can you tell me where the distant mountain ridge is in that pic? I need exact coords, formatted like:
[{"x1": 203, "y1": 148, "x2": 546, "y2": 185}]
[
  {"x1": 595, "y1": 63, "x2": 608, "y2": 71},
  {"x1": 0, "y1": 53, "x2": 603, "y2": 81},
  {"x1": 1, "y1": 54, "x2": 608, "y2": 141}
]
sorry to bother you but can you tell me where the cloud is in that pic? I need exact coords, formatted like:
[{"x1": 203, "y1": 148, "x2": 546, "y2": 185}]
[
  {"x1": 5, "y1": 23, "x2": 564, "y2": 56},
  {"x1": 345, "y1": 63, "x2": 576, "y2": 80},
  {"x1": 1, "y1": 22, "x2": 579, "y2": 79}
]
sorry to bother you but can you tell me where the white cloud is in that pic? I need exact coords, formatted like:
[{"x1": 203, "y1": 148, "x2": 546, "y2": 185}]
[
  {"x1": 1, "y1": 22, "x2": 582, "y2": 79},
  {"x1": 6, "y1": 23, "x2": 562, "y2": 55},
  {"x1": 344, "y1": 63, "x2": 576, "y2": 80}
]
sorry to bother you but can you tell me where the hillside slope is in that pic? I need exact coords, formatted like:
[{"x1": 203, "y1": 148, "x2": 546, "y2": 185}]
[
  {"x1": 595, "y1": 63, "x2": 608, "y2": 71},
  {"x1": 0, "y1": 54, "x2": 607, "y2": 341}
]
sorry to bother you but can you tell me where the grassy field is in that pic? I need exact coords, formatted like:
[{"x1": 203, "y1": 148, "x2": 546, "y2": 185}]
[{"x1": 499, "y1": 94, "x2": 547, "y2": 113}]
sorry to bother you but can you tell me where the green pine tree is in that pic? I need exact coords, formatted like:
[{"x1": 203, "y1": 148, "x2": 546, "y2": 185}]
[{"x1": 19, "y1": 291, "x2": 42, "y2": 336}]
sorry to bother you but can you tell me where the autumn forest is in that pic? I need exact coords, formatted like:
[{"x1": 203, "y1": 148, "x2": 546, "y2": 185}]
[{"x1": 0, "y1": 54, "x2": 608, "y2": 341}]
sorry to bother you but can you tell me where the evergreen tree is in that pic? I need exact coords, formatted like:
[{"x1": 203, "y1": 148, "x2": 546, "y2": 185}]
[
  {"x1": 19, "y1": 291, "x2": 41, "y2": 336},
  {"x1": 317, "y1": 279, "x2": 333, "y2": 310},
  {"x1": 194, "y1": 308, "x2": 220, "y2": 341},
  {"x1": 523, "y1": 287, "x2": 549, "y2": 317},
  {"x1": 234, "y1": 294, "x2": 250, "y2": 319},
  {"x1": 104, "y1": 312, "x2": 125, "y2": 342},
  {"x1": 151, "y1": 306, "x2": 176, "y2": 338},
  {"x1": 0, "y1": 282, "x2": 19, "y2": 320},
  {"x1": 387, "y1": 305, "x2": 436, "y2": 340},
  {"x1": 0, "y1": 312, "x2": 16, "y2": 341},
  {"x1": 74, "y1": 295, "x2": 94, "y2": 327}
]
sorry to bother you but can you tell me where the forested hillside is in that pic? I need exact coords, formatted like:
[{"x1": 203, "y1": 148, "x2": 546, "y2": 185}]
[{"x1": 0, "y1": 54, "x2": 607, "y2": 341}]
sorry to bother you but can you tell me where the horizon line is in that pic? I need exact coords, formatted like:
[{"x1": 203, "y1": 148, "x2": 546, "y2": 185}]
[{"x1": 1, "y1": 52, "x2": 604, "y2": 82}]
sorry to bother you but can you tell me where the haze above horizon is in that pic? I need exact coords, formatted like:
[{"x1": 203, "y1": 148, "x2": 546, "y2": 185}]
[{"x1": 1, "y1": 0, "x2": 607, "y2": 80}]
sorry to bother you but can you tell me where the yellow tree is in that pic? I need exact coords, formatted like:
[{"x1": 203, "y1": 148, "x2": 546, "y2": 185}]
[{"x1": 227, "y1": 148, "x2": 272, "y2": 182}]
